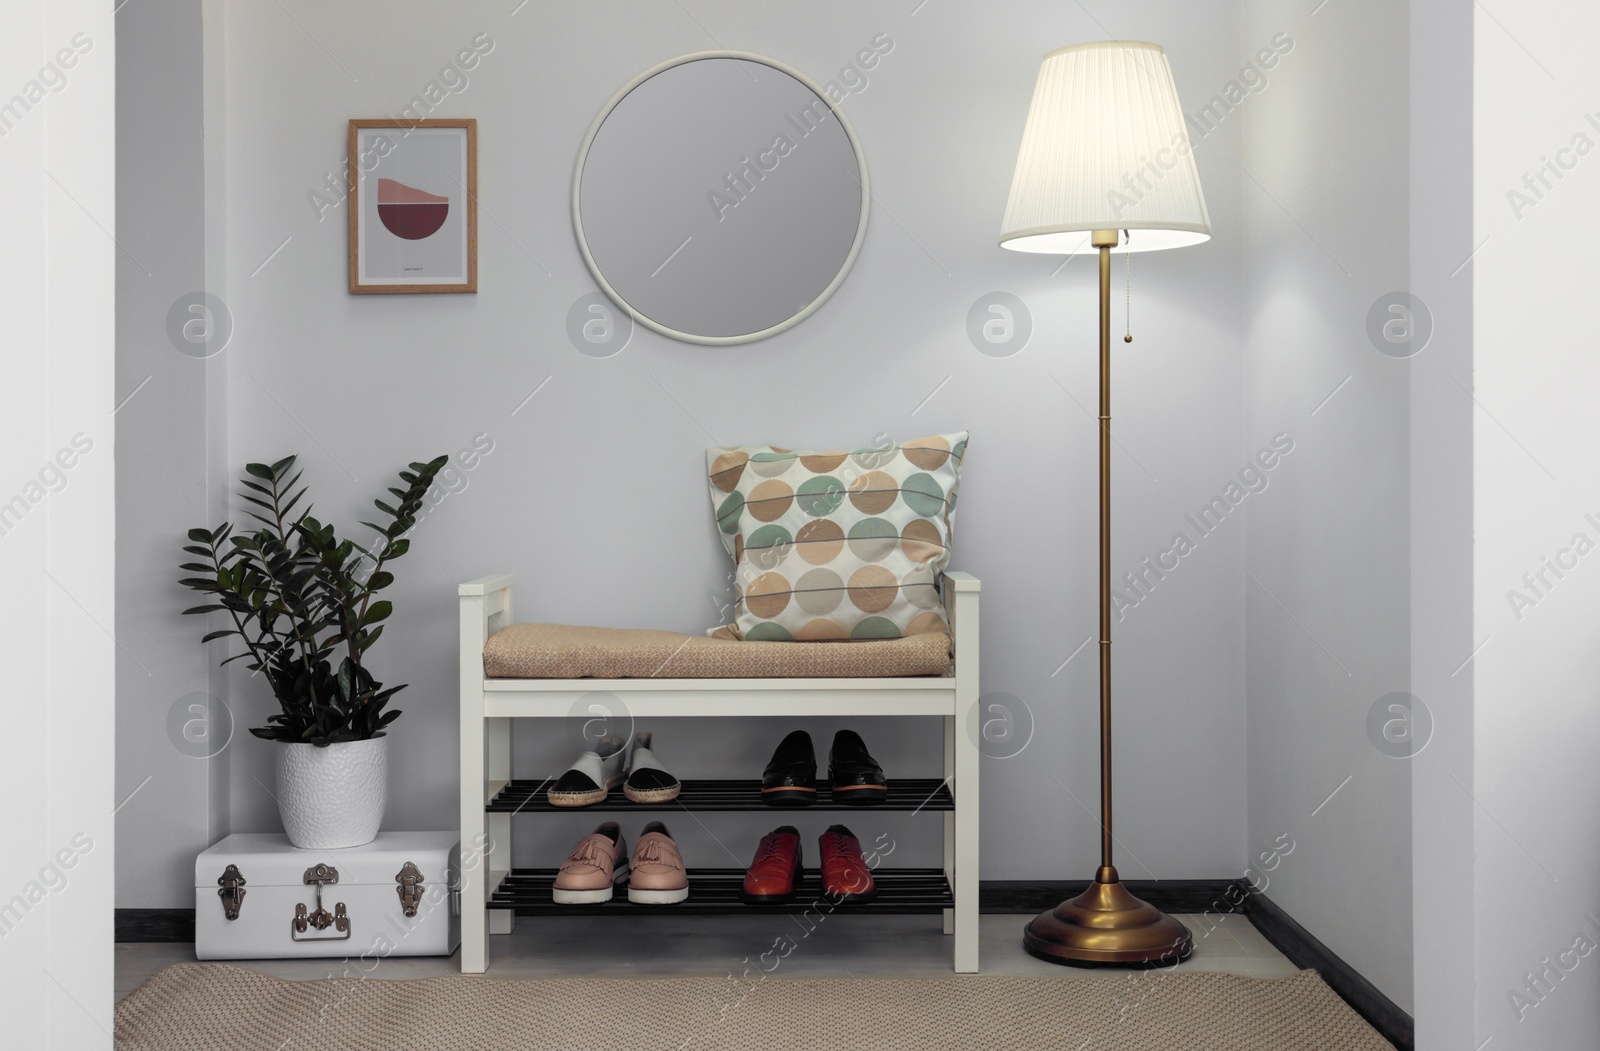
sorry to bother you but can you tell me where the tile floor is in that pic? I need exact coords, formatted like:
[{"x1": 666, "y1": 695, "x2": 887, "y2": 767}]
[{"x1": 116, "y1": 911, "x2": 1299, "y2": 1002}]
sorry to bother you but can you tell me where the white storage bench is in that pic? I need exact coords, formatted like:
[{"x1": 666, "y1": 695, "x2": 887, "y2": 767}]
[{"x1": 457, "y1": 571, "x2": 980, "y2": 972}]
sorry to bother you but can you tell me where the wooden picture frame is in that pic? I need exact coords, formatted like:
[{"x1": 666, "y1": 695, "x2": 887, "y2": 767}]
[{"x1": 348, "y1": 118, "x2": 477, "y2": 294}]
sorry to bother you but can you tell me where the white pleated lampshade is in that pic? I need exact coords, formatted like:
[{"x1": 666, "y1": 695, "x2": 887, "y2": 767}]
[{"x1": 1000, "y1": 41, "x2": 1210, "y2": 254}]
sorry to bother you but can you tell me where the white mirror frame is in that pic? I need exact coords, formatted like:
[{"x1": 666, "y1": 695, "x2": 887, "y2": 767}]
[{"x1": 571, "y1": 51, "x2": 871, "y2": 346}]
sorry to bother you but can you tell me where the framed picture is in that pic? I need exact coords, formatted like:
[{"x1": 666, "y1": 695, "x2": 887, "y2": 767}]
[{"x1": 348, "y1": 118, "x2": 477, "y2": 294}]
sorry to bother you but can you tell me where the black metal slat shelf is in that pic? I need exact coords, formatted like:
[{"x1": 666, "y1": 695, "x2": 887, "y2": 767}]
[
  {"x1": 490, "y1": 867, "x2": 953, "y2": 915},
  {"x1": 487, "y1": 777, "x2": 953, "y2": 813}
]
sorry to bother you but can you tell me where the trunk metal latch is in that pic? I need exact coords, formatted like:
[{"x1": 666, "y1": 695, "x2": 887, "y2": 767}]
[
  {"x1": 217, "y1": 864, "x2": 246, "y2": 920},
  {"x1": 395, "y1": 862, "x2": 424, "y2": 918},
  {"x1": 291, "y1": 863, "x2": 350, "y2": 941}
]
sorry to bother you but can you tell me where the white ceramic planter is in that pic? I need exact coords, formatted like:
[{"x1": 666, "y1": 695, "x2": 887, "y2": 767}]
[{"x1": 274, "y1": 736, "x2": 388, "y2": 849}]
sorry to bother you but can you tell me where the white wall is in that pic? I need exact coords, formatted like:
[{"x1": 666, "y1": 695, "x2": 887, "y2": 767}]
[
  {"x1": 104, "y1": 0, "x2": 1253, "y2": 891},
  {"x1": 1471, "y1": 2, "x2": 1600, "y2": 1046},
  {"x1": 0, "y1": 0, "x2": 117, "y2": 1044},
  {"x1": 1241, "y1": 0, "x2": 1413, "y2": 1013}
]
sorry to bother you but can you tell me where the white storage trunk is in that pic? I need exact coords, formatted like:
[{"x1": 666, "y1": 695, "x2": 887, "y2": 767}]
[{"x1": 195, "y1": 832, "x2": 460, "y2": 961}]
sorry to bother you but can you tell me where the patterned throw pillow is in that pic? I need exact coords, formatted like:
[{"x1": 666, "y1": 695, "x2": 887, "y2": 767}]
[{"x1": 705, "y1": 433, "x2": 968, "y2": 641}]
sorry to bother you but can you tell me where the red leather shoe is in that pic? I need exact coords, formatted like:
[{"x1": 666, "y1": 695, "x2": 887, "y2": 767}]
[
  {"x1": 741, "y1": 826, "x2": 803, "y2": 904},
  {"x1": 818, "y1": 824, "x2": 877, "y2": 903}
]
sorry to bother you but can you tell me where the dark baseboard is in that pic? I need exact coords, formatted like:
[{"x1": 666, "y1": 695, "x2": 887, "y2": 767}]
[
  {"x1": 116, "y1": 908, "x2": 195, "y2": 942},
  {"x1": 980, "y1": 879, "x2": 1239, "y2": 915},
  {"x1": 119, "y1": 883, "x2": 1238, "y2": 943},
  {"x1": 1244, "y1": 889, "x2": 1413, "y2": 1051}
]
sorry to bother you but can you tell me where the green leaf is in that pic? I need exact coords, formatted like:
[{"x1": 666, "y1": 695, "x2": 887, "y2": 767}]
[
  {"x1": 183, "y1": 604, "x2": 226, "y2": 615},
  {"x1": 200, "y1": 629, "x2": 236, "y2": 644},
  {"x1": 244, "y1": 463, "x2": 274, "y2": 480},
  {"x1": 367, "y1": 571, "x2": 394, "y2": 591},
  {"x1": 187, "y1": 528, "x2": 215, "y2": 543},
  {"x1": 348, "y1": 542, "x2": 381, "y2": 565},
  {"x1": 179, "y1": 562, "x2": 214, "y2": 573},
  {"x1": 270, "y1": 455, "x2": 296, "y2": 478},
  {"x1": 360, "y1": 600, "x2": 392, "y2": 627}
]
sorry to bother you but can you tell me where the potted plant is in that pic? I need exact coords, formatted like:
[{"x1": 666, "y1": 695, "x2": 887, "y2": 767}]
[{"x1": 179, "y1": 453, "x2": 446, "y2": 848}]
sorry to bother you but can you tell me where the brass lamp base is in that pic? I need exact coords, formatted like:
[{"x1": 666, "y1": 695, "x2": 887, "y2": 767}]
[{"x1": 1023, "y1": 866, "x2": 1194, "y2": 966}]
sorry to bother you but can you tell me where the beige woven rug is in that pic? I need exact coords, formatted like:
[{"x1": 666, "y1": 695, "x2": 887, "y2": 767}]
[{"x1": 115, "y1": 963, "x2": 1394, "y2": 1051}]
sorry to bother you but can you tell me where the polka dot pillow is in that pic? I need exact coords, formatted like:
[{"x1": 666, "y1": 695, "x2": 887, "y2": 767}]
[{"x1": 705, "y1": 432, "x2": 967, "y2": 641}]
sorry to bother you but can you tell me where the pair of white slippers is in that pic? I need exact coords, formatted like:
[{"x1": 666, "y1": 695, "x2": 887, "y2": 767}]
[{"x1": 548, "y1": 731, "x2": 680, "y2": 806}]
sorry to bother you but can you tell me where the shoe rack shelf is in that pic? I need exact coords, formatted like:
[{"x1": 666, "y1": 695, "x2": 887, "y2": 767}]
[
  {"x1": 459, "y1": 572, "x2": 980, "y2": 973},
  {"x1": 485, "y1": 778, "x2": 955, "y2": 813},
  {"x1": 489, "y1": 868, "x2": 955, "y2": 916}
]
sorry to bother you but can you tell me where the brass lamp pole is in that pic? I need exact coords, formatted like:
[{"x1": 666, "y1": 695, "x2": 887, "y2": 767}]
[
  {"x1": 998, "y1": 42, "x2": 1212, "y2": 966},
  {"x1": 1018, "y1": 227, "x2": 1193, "y2": 964}
]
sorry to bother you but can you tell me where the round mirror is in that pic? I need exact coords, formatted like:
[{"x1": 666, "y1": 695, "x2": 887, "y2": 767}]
[{"x1": 573, "y1": 52, "x2": 870, "y2": 345}]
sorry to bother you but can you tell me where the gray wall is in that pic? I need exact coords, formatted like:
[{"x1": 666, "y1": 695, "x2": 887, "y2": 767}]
[
  {"x1": 1240, "y1": 0, "x2": 1414, "y2": 1013},
  {"x1": 1408, "y1": 0, "x2": 1475, "y2": 1044},
  {"x1": 115, "y1": 0, "x2": 231, "y2": 908},
  {"x1": 100, "y1": 0, "x2": 1251, "y2": 898}
]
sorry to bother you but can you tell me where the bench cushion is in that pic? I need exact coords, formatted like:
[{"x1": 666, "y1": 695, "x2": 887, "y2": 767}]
[{"x1": 483, "y1": 623, "x2": 952, "y2": 679}]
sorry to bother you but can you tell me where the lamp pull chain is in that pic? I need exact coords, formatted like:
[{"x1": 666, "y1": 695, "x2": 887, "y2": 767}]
[{"x1": 1123, "y1": 231, "x2": 1133, "y2": 343}]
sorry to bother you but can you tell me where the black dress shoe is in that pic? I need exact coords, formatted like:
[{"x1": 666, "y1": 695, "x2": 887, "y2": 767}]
[
  {"x1": 760, "y1": 730, "x2": 817, "y2": 806},
  {"x1": 829, "y1": 730, "x2": 887, "y2": 805}
]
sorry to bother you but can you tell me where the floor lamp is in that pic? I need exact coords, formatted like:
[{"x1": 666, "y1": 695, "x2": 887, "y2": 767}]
[{"x1": 998, "y1": 41, "x2": 1212, "y2": 965}]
